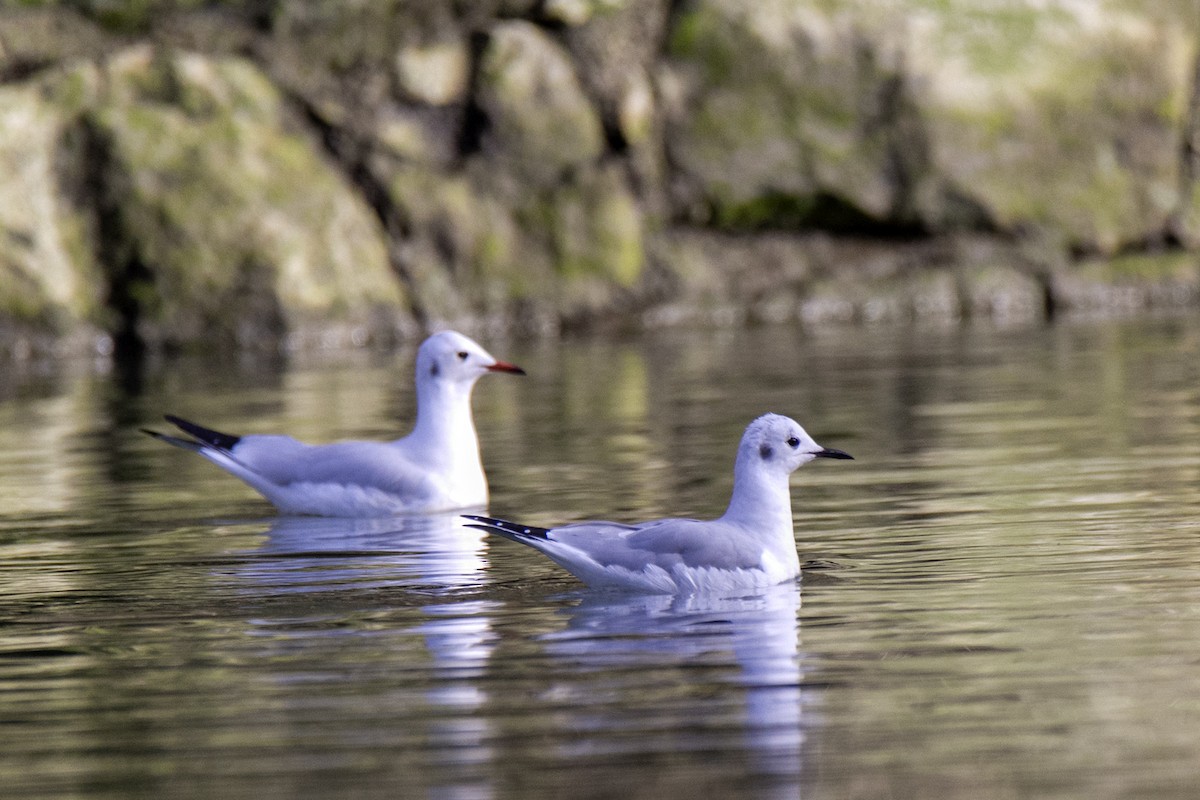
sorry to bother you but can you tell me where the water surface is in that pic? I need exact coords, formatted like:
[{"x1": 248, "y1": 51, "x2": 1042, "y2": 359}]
[{"x1": 1, "y1": 317, "x2": 1198, "y2": 799}]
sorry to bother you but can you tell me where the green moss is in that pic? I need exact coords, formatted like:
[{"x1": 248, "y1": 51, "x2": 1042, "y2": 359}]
[
  {"x1": 667, "y1": 7, "x2": 737, "y2": 83},
  {"x1": 0, "y1": 261, "x2": 52, "y2": 321},
  {"x1": 1086, "y1": 252, "x2": 1198, "y2": 282},
  {"x1": 477, "y1": 22, "x2": 605, "y2": 185},
  {"x1": 81, "y1": 50, "x2": 400, "y2": 342},
  {"x1": 547, "y1": 167, "x2": 644, "y2": 287}
]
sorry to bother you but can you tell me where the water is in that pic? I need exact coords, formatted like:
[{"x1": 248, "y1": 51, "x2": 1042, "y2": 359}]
[{"x1": 1, "y1": 317, "x2": 1199, "y2": 799}]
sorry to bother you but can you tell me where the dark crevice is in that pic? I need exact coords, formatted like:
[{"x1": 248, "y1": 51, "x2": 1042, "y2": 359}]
[
  {"x1": 1041, "y1": 277, "x2": 1059, "y2": 320},
  {"x1": 1067, "y1": 232, "x2": 1188, "y2": 261},
  {"x1": 0, "y1": 58, "x2": 56, "y2": 84},
  {"x1": 1167, "y1": 49, "x2": 1200, "y2": 243},
  {"x1": 456, "y1": 30, "x2": 491, "y2": 159},
  {"x1": 877, "y1": 73, "x2": 930, "y2": 225},
  {"x1": 709, "y1": 190, "x2": 929, "y2": 240},
  {"x1": 523, "y1": 1, "x2": 569, "y2": 32},
  {"x1": 75, "y1": 117, "x2": 151, "y2": 361},
  {"x1": 242, "y1": 0, "x2": 278, "y2": 33},
  {"x1": 290, "y1": 93, "x2": 429, "y2": 330},
  {"x1": 663, "y1": 0, "x2": 698, "y2": 41},
  {"x1": 601, "y1": 118, "x2": 629, "y2": 155}
]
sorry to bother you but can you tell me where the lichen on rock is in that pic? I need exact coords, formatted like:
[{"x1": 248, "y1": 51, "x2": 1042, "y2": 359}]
[
  {"x1": 0, "y1": 81, "x2": 102, "y2": 342},
  {"x1": 476, "y1": 21, "x2": 606, "y2": 186},
  {"x1": 61, "y1": 46, "x2": 404, "y2": 349}
]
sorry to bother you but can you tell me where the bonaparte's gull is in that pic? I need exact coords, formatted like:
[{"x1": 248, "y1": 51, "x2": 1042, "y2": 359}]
[
  {"x1": 465, "y1": 413, "x2": 851, "y2": 594},
  {"x1": 144, "y1": 330, "x2": 524, "y2": 516}
]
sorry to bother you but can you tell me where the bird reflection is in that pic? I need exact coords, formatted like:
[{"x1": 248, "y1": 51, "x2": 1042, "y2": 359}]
[
  {"x1": 540, "y1": 583, "x2": 807, "y2": 797},
  {"x1": 234, "y1": 512, "x2": 491, "y2": 593},
  {"x1": 415, "y1": 599, "x2": 500, "y2": 800},
  {"x1": 232, "y1": 513, "x2": 501, "y2": 799}
]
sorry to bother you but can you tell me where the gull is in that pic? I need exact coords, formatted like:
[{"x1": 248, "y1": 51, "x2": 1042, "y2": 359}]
[
  {"x1": 465, "y1": 413, "x2": 852, "y2": 594},
  {"x1": 144, "y1": 330, "x2": 524, "y2": 517}
]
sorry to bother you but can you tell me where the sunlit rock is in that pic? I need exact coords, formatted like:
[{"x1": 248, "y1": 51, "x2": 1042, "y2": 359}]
[
  {"x1": 55, "y1": 47, "x2": 405, "y2": 350},
  {"x1": 902, "y1": 1, "x2": 1191, "y2": 253},
  {"x1": 662, "y1": 0, "x2": 925, "y2": 229},
  {"x1": 0, "y1": 81, "x2": 102, "y2": 352},
  {"x1": 395, "y1": 39, "x2": 471, "y2": 106},
  {"x1": 477, "y1": 21, "x2": 605, "y2": 186}
]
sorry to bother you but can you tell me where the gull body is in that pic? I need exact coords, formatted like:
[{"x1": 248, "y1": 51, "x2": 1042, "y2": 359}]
[
  {"x1": 465, "y1": 413, "x2": 852, "y2": 594},
  {"x1": 145, "y1": 330, "x2": 524, "y2": 517}
]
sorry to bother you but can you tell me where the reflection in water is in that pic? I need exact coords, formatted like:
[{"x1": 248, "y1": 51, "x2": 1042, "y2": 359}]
[
  {"x1": 418, "y1": 601, "x2": 499, "y2": 800},
  {"x1": 239, "y1": 515, "x2": 502, "y2": 800},
  {"x1": 543, "y1": 584, "x2": 805, "y2": 796},
  {"x1": 238, "y1": 513, "x2": 491, "y2": 593}
]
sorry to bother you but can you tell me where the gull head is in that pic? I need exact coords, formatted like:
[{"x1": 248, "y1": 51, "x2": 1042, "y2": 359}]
[
  {"x1": 416, "y1": 330, "x2": 525, "y2": 388},
  {"x1": 740, "y1": 413, "x2": 853, "y2": 476}
]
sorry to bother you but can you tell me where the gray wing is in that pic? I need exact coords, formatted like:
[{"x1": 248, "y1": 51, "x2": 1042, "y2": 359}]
[
  {"x1": 229, "y1": 436, "x2": 439, "y2": 496},
  {"x1": 552, "y1": 518, "x2": 765, "y2": 572}
]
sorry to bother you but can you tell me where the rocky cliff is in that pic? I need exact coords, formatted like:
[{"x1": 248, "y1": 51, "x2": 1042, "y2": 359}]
[{"x1": 2, "y1": 0, "x2": 1198, "y2": 356}]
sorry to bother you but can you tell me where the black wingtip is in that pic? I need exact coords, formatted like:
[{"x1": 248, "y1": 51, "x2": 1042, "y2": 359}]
[
  {"x1": 164, "y1": 415, "x2": 241, "y2": 451},
  {"x1": 462, "y1": 514, "x2": 552, "y2": 541}
]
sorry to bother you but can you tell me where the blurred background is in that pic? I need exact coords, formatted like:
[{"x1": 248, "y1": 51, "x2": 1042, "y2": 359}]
[{"x1": 2, "y1": 0, "x2": 1199, "y2": 359}]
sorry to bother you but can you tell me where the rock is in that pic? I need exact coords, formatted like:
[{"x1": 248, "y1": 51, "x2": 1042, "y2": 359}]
[
  {"x1": 662, "y1": 0, "x2": 929, "y2": 229},
  {"x1": 0, "y1": 80, "x2": 102, "y2": 349},
  {"x1": 903, "y1": 0, "x2": 1192, "y2": 251},
  {"x1": 53, "y1": 47, "x2": 405, "y2": 350},
  {"x1": 662, "y1": 0, "x2": 1196, "y2": 255},
  {"x1": 561, "y1": 0, "x2": 671, "y2": 212},
  {"x1": 550, "y1": 163, "x2": 644, "y2": 286},
  {"x1": 395, "y1": 39, "x2": 471, "y2": 106},
  {"x1": 387, "y1": 162, "x2": 534, "y2": 325},
  {"x1": 476, "y1": 21, "x2": 605, "y2": 186},
  {"x1": 387, "y1": 156, "x2": 645, "y2": 329},
  {"x1": 0, "y1": 7, "x2": 109, "y2": 71}
]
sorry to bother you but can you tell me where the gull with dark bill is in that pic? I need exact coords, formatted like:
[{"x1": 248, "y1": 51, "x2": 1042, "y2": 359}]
[
  {"x1": 144, "y1": 330, "x2": 524, "y2": 516},
  {"x1": 465, "y1": 413, "x2": 852, "y2": 594}
]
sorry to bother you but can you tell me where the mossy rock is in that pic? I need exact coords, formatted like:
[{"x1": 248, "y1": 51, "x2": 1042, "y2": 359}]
[
  {"x1": 0, "y1": 81, "x2": 101, "y2": 332},
  {"x1": 664, "y1": 0, "x2": 922, "y2": 230},
  {"x1": 477, "y1": 21, "x2": 606, "y2": 186},
  {"x1": 52, "y1": 47, "x2": 404, "y2": 348},
  {"x1": 387, "y1": 161, "x2": 541, "y2": 322},
  {"x1": 388, "y1": 156, "x2": 645, "y2": 326},
  {"x1": 665, "y1": 0, "x2": 1194, "y2": 252},
  {"x1": 891, "y1": 0, "x2": 1192, "y2": 251},
  {"x1": 545, "y1": 163, "x2": 644, "y2": 288}
]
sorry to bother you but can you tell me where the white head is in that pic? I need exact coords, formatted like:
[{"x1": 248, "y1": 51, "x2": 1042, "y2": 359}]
[
  {"x1": 722, "y1": 413, "x2": 852, "y2": 530},
  {"x1": 737, "y1": 413, "x2": 853, "y2": 477},
  {"x1": 415, "y1": 330, "x2": 525, "y2": 389}
]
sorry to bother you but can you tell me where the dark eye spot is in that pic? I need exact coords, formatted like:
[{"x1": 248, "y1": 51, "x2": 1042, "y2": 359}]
[
  {"x1": 430, "y1": 363, "x2": 440, "y2": 377},
  {"x1": 759, "y1": 444, "x2": 773, "y2": 460},
  {"x1": 457, "y1": 351, "x2": 469, "y2": 361},
  {"x1": 787, "y1": 436, "x2": 800, "y2": 448}
]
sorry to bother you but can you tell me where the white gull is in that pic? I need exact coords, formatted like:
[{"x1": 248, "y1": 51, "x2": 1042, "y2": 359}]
[
  {"x1": 144, "y1": 330, "x2": 524, "y2": 516},
  {"x1": 465, "y1": 413, "x2": 852, "y2": 594}
]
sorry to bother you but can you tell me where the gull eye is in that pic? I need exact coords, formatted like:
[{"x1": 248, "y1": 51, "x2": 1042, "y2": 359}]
[
  {"x1": 457, "y1": 351, "x2": 469, "y2": 361},
  {"x1": 786, "y1": 436, "x2": 800, "y2": 448}
]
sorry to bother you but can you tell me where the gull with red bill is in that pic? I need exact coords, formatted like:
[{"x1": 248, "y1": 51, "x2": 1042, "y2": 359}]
[
  {"x1": 144, "y1": 330, "x2": 525, "y2": 516},
  {"x1": 465, "y1": 413, "x2": 852, "y2": 594}
]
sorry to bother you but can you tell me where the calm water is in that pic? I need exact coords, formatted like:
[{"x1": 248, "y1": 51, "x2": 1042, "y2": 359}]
[{"x1": 1, "y1": 317, "x2": 1199, "y2": 799}]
